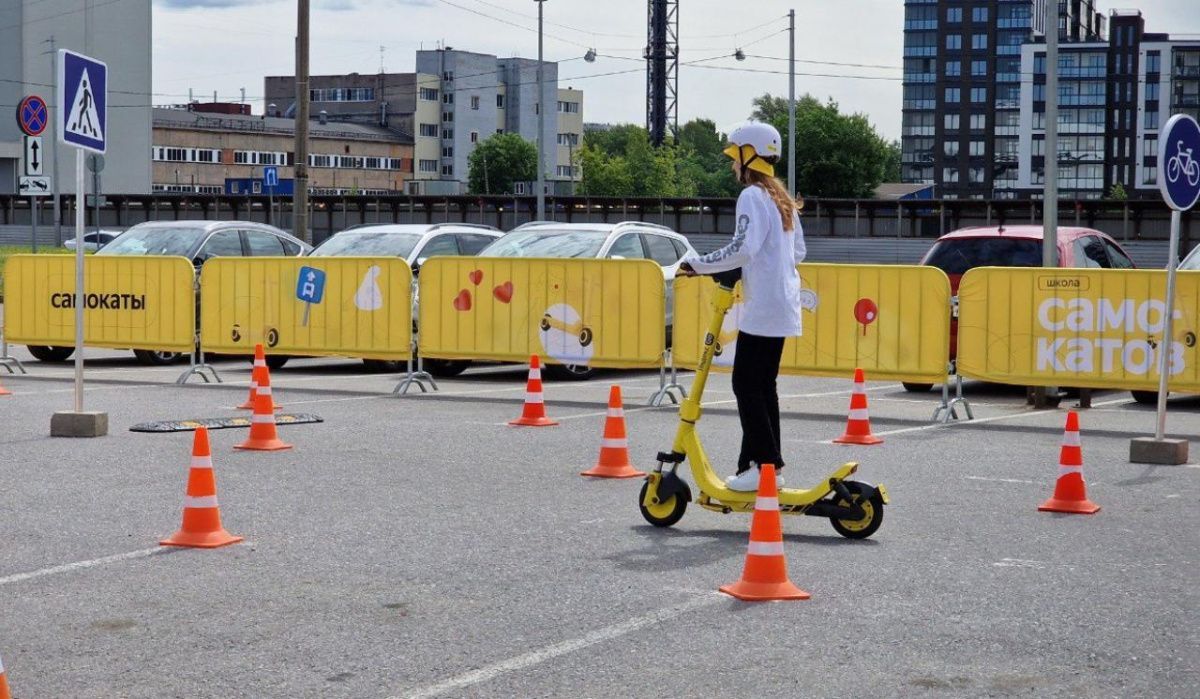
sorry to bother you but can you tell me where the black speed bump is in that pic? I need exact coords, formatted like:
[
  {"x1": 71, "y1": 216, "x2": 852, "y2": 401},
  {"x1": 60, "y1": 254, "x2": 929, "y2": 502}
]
[{"x1": 129, "y1": 414, "x2": 324, "y2": 433}]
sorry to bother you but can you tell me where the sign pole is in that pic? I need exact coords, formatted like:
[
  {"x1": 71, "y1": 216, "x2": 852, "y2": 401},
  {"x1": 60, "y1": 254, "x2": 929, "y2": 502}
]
[
  {"x1": 30, "y1": 195, "x2": 38, "y2": 254},
  {"x1": 74, "y1": 147, "x2": 85, "y2": 413},
  {"x1": 1154, "y1": 208, "x2": 1182, "y2": 442}
]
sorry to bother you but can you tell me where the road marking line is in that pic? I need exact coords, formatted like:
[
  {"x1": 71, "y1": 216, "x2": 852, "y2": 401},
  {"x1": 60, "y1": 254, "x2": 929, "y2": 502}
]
[
  {"x1": 993, "y1": 558, "x2": 1045, "y2": 569},
  {"x1": 392, "y1": 594, "x2": 722, "y2": 699},
  {"x1": 869, "y1": 409, "x2": 1048, "y2": 438},
  {"x1": 0, "y1": 547, "x2": 170, "y2": 586},
  {"x1": 965, "y1": 475, "x2": 1036, "y2": 485}
]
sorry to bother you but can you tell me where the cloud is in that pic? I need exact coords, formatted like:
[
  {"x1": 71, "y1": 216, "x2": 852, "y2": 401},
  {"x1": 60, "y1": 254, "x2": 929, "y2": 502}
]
[{"x1": 155, "y1": 0, "x2": 268, "y2": 8}]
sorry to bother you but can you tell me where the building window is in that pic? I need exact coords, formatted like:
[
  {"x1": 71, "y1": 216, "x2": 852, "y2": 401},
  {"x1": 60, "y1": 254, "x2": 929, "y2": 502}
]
[
  {"x1": 557, "y1": 101, "x2": 580, "y2": 114},
  {"x1": 1145, "y1": 136, "x2": 1158, "y2": 156},
  {"x1": 470, "y1": 131, "x2": 479, "y2": 144},
  {"x1": 442, "y1": 92, "x2": 454, "y2": 104},
  {"x1": 969, "y1": 140, "x2": 985, "y2": 157},
  {"x1": 1146, "y1": 51, "x2": 1161, "y2": 74},
  {"x1": 419, "y1": 123, "x2": 439, "y2": 138},
  {"x1": 442, "y1": 71, "x2": 454, "y2": 82},
  {"x1": 470, "y1": 95, "x2": 480, "y2": 110},
  {"x1": 442, "y1": 111, "x2": 454, "y2": 123},
  {"x1": 945, "y1": 60, "x2": 961, "y2": 77},
  {"x1": 497, "y1": 94, "x2": 505, "y2": 108},
  {"x1": 944, "y1": 114, "x2": 960, "y2": 131},
  {"x1": 420, "y1": 87, "x2": 439, "y2": 101},
  {"x1": 419, "y1": 159, "x2": 438, "y2": 173},
  {"x1": 309, "y1": 154, "x2": 332, "y2": 168},
  {"x1": 557, "y1": 133, "x2": 579, "y2": 146},
  {"x1": 942, "y1": 167, "x2": 960, "y2": 183},
  {"x1": 971, "y1": 7, "x2": 988, "y2": 22},
  {"x1": 970, "y1": 87, "x2": 986, "y2": 103},
  {"x1": 944, "y1": 141, "x2": 959, "y2": 156},
  {"x1": 946, "y1": 34, "x2": 962, "y2": 50},
  {"x1": 971, "y1": 60, "x2": 987, "y2": 77},
  {"x1": 442, "y1": 146, "x2": 454, "y2": 158},
  {"x1": 310, "y1": 87, "x2": 374, "y2": 102},
  {"x1": 1143, "y1": 166, "x2": 1157, "y2": 184},
  {"x1": 1145, "y1": 83, "x2": 1159, "y2": 102},
  {"x1": 441, "y1": 165, "x2": 454, "y2": 176},
  {"x1": 970, "y1": 114, "x2": 986, "y2": 130},
  {"x1": 1144, "y1": 110, "x2": 1159, "y2": 129},
  {"x1": 443, "y1": 128, "x2": 454, "y2": 140},
  {"x1": 971, "y1": 34, "x2": 987, "y2": 50},
  {"x1": 946, "y1": 7, "x2": 961, "y2": 23},
  {"x1": 556, "y1": 165, "x2": 575, "y2": 178},
  {"x1": 945, "y1": 87, "x2": 961, "y2": 103}
]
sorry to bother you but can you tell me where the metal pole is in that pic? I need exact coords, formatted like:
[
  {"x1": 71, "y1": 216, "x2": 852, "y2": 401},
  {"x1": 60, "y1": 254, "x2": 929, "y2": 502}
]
[
  {"x1": 1155, "y1": 209, "x2": 1182, "y2": 440},
  {"x1": 73, "y1": 148, "x2": 84, "y2": 412},
  {"x1": 93, "y1": 168, "x2": 100, "y2": 235},
  {"x1": 48, "y1": 36, "x2": 62, "y2": 246},
  {"x1": 30, "y1": 196, "x2": 38, "y2": 253},
  {"x1": 787, "y1": 8, "x2": 796, "y2": 197},
  {"x1": 536, "y1": 0, "x2": 546, "y2": 222},
  {"x1": 1043, "y1": 0, "x2": 1059, "y2": 268},
  {"x1": 294, "y1": 0, "x2": 311, "y2": 243}
]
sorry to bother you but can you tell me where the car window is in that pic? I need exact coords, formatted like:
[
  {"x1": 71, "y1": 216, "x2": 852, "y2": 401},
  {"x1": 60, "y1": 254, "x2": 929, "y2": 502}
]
[
  {"x1": 1103, "y1": 240, "x2": 1135, "y2": 269},
  {"x1": 671, "y1": 238, "x2": 690, "y2": 259},
  {"x1": 418, "y1": 234, "x2": 460, "y2": 259},
  {"x1": 458, "y1": 233, "x2": 496, "y2": 256},
  {"x1": 97, "y1": 226, "x2": 206, "y2": 257},
  {"x1": 280, "y1": 238, "x2": 302, "y2": 256},
  {"x1": 480, "y1": 229, "x2": 610, "y2": 258},
  {"x1": 1182, "y1": 244, "x2": 1200, "y2": 271},
  {"x1": 923, "y1": 237, "x2": 1047, "y2": 275},
  {"x1": 245, "y1": 230, "x2": 285, "y2": 256},
  {"x1": 607, "y1": 234, "x2": 645, "y2": 259},
  {"x1": 1073, "y1": 236, "x2": 1110, "y2": 268},
  {"x1": 200, "y1": 230, "x2": 244, "y2": 259},
  {"x1": 644, "y1": 234, "x2": 682, "y2": 266},
  {"x1": 309, "y1": 231, "x2": 422, "y2": 258}
]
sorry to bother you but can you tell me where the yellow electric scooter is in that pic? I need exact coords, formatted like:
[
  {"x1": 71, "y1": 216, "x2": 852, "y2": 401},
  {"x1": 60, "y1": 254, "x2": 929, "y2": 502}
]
[{"x1": 639, "y1": 270, "x2": 889, "y2": 538}]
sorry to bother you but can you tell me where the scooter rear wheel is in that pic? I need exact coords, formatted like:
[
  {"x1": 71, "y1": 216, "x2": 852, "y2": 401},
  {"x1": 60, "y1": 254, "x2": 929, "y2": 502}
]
[
  {"x1": 829, "y1": 481, "x2": 884, "y2": 540},
  {"x1": 639, "y1": 480, "x2": 687, "y2": 528}
]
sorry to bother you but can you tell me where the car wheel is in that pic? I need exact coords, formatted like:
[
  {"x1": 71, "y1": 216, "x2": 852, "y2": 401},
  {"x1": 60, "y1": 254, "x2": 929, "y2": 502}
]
[
  {"x1": 425, "y1": 359, "x2": 470, "y2": 377},
  {"x1": 1130, "y1": 390, "x2": 1159, "y2": 405},
  {"x1": 265, "y1": 355, "x2": 290, "y2": 371},
  {"x1": 547, "y1": 363, "x2": 597, "y2": 381},
  {"x1": 133, "y1": 349, "x2": 184, "y2": 366},
  {"x1": 362, "y1": 359, "x2": 404, "y2": 373},
  {"x1": 902, "y1": 382, "x2": 935, "y2": 393},
  {"x1": 27, "y1": 345, "x2": 74, "y2": 362}
]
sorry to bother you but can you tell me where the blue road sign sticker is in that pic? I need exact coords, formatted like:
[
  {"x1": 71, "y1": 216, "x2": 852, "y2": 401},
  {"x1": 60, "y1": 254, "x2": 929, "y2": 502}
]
[
  {"x1": 264, "y1": 166, "x2": 279, "y2": 188},
  {"x1": 57, "y1": 50, "x2": 107, "y2": 153},
  {"x1": 1159, "y1": 114, "x2": 1200, "y2": 212},
  {"x1": 296, "y1": 266, "x2": 326, "y2": 327}
]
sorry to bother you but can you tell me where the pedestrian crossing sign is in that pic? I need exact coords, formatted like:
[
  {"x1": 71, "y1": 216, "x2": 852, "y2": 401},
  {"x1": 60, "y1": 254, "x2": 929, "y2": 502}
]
[{"x1": 57, "y1": 49, "x2": 107, "y2": 154}]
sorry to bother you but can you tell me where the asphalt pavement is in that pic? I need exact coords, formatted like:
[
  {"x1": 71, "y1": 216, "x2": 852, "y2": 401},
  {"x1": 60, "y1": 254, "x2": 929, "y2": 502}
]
[{"x1": 0, "y1": 338, "x2": 1197, "y2": 698}]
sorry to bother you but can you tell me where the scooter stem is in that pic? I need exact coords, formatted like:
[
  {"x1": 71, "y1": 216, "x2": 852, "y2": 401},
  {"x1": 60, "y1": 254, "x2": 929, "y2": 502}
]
[{"x1": 678, "y1": 282, "x2": 736, "y2": 424}]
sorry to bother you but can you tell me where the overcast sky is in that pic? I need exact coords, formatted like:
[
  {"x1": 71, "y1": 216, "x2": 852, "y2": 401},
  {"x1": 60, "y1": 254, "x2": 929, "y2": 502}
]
[{"x1": 152, "y1": 0, "x2": 1199, "y2": 142}]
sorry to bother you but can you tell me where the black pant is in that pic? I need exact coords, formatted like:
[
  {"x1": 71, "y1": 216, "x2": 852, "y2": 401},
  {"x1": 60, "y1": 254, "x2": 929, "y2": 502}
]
[{"x1": 731, "y1": 331, "x2": 785, "y2": 474}]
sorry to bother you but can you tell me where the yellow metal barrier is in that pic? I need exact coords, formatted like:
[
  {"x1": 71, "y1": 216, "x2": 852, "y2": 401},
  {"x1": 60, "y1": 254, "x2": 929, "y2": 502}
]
[
  {"x1": 199, "y1": 257, "x2": 413, "y2": 360},
  {"x1": 957, "y1": 268, "x2": 1200, "y2": 391},
  {"x1": 418, "y1": 257, "x2": 666, "y2": 369},
  {"x1": 3, "y1": 255, "x2": 196, "y2": 352},
  {"x1": 673, "y1": 264, "x2": 952, "y2": 384}
]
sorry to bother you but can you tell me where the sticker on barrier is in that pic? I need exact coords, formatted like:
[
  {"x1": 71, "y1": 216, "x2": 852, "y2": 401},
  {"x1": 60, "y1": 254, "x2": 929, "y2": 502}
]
[
  {"x1": 199, "y1": 257, "x2": 412, "y2": 360},
  {"x1": 2, "y1": 255, "x2": 196, "y2": 352},
  {"x1": 672, "y1": 264, "x2": 952, "y2": 384},
  {"x1": 957, "y1": 267, "x2": 1200, "y2": 392},
  {"x1": 128, "y1": 414, "x2": 324, "y2": 433},
  {"x1": 418, "y1": 257, "x2": 666, "y2": 369}
]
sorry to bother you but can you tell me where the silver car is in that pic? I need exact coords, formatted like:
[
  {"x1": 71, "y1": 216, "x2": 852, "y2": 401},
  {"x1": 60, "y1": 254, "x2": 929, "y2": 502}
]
[{"x1": 478, "y1": 221, "x2": 698, "y2": 379}]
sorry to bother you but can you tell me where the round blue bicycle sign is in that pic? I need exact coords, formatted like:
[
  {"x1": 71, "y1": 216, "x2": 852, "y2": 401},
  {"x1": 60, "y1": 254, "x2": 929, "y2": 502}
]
[{"x1": 1159, "y1": 114, "x2": 1200, "y2": 211}]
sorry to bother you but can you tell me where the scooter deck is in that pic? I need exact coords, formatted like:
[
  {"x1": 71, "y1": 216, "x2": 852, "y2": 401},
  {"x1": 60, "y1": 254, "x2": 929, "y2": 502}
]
[{"x1": 690, "y1": 462, "x2": 860, "y2": 508}]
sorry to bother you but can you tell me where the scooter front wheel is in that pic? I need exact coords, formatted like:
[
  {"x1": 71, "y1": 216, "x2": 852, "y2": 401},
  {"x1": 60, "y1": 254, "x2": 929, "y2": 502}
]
[
  {"x1": 829, "y1": 480, "x2": 884, "y2": 540},
  {"x1": 639, "y1": 480, "x2": 687, "y2": 528}
]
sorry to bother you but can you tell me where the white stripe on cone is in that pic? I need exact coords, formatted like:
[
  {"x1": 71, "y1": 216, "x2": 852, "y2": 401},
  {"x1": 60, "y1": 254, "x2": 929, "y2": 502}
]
[
  {"x1": 755, "y1": 496, "x2": 780, "y2": 511},
  {"x1": 253, "y1": 359, "x2": 266, "y2": 367},
  {"x1": 848, "y1": 409, "x2": 870, "y2": 421},
  {"x1": 191, "y1": 456, "x2": 214, "y2": 469},
  {"x1": 1058, "y1": 465, "x2": 1083, "y2": 477},
  {"x1": 251, "y1": 415, "x2": 275, "y2": 424},
  {"x1": 607, "y1": 408, "x2": 624, "y2": 418},
  {"x1": 525, "y1": 393, "x2": 544, "y2": 404},
  {"x1": 747, "y1": 541, "x2": 785, "y2": 556},
  {"x1": 184, "y1": 495, "x2": 219, "y2": 508},
  {"x1": 529, "y1": 369, "x2": 542, "y2": 380},
  {"x1": 1, "y1": 652, "x2": 5, "y2": 673},
  {"x1": 259, "y1": 387, "x2": 273, "y2": 396},
  {"x1": 853, "y1": 382, "x2": 865, "y2": 393},
  {"x1": 1062, "y1": 431, "x2": 1081, "y2": 447},
  {"x1": 600, "y1": 438, "x2": 628, "y2": 449}
]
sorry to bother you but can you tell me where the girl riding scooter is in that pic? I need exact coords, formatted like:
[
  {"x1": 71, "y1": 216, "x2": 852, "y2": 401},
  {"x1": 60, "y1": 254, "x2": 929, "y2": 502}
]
[{"x1": 679, "y1": 121, "x2": 806, "y2": 491}]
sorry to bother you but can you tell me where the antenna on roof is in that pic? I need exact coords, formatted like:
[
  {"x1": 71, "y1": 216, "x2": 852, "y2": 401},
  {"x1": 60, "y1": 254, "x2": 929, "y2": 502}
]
[{"x1": 379, "y1": 45, "x2": 385, "y2": 73}]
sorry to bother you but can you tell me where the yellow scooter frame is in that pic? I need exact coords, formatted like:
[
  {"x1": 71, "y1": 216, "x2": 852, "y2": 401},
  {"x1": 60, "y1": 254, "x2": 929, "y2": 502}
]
[{"x1": 639, "y1": 271, "x2": 889, "y2": 538}]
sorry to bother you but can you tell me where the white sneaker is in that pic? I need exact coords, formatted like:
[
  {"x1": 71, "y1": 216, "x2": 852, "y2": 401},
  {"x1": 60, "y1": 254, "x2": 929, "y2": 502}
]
[{"x1": 725, "y1": 470, "x2": 784, "y2": 491}]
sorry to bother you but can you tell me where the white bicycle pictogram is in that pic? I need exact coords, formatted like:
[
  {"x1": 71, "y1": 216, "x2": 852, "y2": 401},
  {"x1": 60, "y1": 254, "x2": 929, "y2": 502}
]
[{"x1": 1166, "y1": 140, "x2": 1200, "y2": 187}]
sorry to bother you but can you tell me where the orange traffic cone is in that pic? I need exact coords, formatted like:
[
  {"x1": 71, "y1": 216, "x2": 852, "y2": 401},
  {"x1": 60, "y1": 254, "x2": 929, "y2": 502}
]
[
  {"x1": 510, "y1": 355, "x2": 558, "y2": 427},
  {"x1": 720, "y1": 464, "x2": 810, "y2": 601},
  {"x1": 160, "y1": 427, "x2": 244, "y2": 548},
  {"x1": 237, "y1": 344, "x2": 267, "y2": 410},
  {"x1": 0, "y1": 649, "x2": 10, "y2": 699},
  {"x1": 234, "y1": 371, "x2": 293, "y2": 451},
  {"x1": 833, "y1": 368, "x2": 883, "y2": 445},
  {"x1": 581, "y1": 385, "x2": 645, "y2": 478},
  {"x1": 1039, "y1": 411, "x2": 1100, "y2": 515},
  {"x1": 0, "y1": 376, "x2": 10, "y2": 396}
]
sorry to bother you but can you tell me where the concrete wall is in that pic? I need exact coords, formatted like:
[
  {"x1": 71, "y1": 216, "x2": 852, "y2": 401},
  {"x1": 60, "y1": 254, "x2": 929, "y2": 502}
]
[{"x1": 0, "y1": 0, "x2": 153, "y2": 195}]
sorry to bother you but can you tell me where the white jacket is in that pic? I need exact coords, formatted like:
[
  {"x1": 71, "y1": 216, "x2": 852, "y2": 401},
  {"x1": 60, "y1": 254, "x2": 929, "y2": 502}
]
[{"x1": 683, "y1": 185, "x2": 806, "y2": 338}]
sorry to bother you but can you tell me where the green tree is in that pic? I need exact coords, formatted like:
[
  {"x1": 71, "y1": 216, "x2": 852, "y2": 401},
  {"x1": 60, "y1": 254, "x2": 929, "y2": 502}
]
[
  {"x1": 578, "y1": 125, "x2": 695, "y2": 197},
  {"x1": 677, "y1": 118, "x2": 740, "y2": 198},
  {"x1": 1108, "y1": 182, "x2": 1129, "y2": 200},
  {"x1": 467, "y1": 133, "x2": 537, "y2": 195},
  {"x1": 750, "y1": 93, "x2": 895, "y2": 198}
]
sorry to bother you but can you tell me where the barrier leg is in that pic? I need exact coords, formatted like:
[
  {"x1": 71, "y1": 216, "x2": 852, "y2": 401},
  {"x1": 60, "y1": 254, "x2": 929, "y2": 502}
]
[
  {"x1": 931, "y1": 367, "x2": 973, "y2": 424},
  {"x1": 0, "y1": 331, "x2": 27, "y2": 375},
  {"x1": 392, "y1": 345, "x2": 437, "y2": 396},
  {"x1": 648, "y1": 350, "x2": 686, "y2": 407},
  {"x1": 176, "y1": 341, "x2": 222, "y2": 385}
]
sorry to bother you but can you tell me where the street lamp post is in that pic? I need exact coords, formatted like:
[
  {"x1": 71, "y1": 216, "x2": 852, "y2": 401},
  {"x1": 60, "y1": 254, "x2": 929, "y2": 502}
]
[
  {"x1": 535, "y1": 0, "x2": 548, "y2": 222},
  {"x1": 788, "y1": 8, "x2": 796, "y2": 198}
]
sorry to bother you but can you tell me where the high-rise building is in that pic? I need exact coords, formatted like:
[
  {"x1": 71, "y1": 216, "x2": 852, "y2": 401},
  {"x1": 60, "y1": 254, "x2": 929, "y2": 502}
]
[{"x1": 901, "y1": 0, "x2": 1103, "y2": 199}]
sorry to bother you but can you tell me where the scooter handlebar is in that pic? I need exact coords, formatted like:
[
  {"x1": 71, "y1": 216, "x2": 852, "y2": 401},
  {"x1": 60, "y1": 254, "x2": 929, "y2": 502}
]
[{"x1": 709, "y1": 268, "x2": 742, "y2": 289}]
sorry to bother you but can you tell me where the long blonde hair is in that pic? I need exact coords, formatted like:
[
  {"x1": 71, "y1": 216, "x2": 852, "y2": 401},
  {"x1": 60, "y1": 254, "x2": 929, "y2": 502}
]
[{"x1": 742, "y1": 168, "x2": 803, "y2": 232}]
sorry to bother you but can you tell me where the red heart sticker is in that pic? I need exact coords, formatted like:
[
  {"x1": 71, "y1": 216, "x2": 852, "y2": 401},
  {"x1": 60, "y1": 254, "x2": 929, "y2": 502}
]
[
  {"x1": 468, "y1": 270, "x2": 484, "y2": 286},
  {"x1": 493, "y1": 281, "x2": 513, "y2": 304},
  {"x1": 453, "y1": 289, "x2": 472, "y2": 311}
]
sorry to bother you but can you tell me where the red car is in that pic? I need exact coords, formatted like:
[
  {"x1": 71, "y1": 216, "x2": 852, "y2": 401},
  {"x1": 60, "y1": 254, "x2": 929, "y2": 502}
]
[{"x1": 906, "y1": 225, "x2": 1138, "y2": 392}]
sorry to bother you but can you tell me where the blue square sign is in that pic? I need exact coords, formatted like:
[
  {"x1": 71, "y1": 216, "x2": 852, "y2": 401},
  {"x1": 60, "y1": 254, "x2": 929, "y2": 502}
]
[
  {"x1": 57, "y1": 49, "x2": 107, "y2": 154},
  {"x1": 264, "y1": 166, "x2": 279, "y2": 188},
  {"x1": 296, "y1": 266, "x2": 326, "y2": 304}
]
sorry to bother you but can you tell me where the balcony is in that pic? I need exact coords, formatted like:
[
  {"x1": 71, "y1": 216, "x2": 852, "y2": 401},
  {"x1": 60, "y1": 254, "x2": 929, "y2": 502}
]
[
  {"x1": 1174, "y1": 95, "x2": 1200, "y2": 108},
  {"x1": 1175, "y1": 65, "x2": 1200, "y2": 78}
]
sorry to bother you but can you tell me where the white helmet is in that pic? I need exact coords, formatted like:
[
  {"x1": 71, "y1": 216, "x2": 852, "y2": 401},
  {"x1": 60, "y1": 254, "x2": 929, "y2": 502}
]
[{"x1": 723, "y1": 121, "x2": 782, "y2": 176}]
